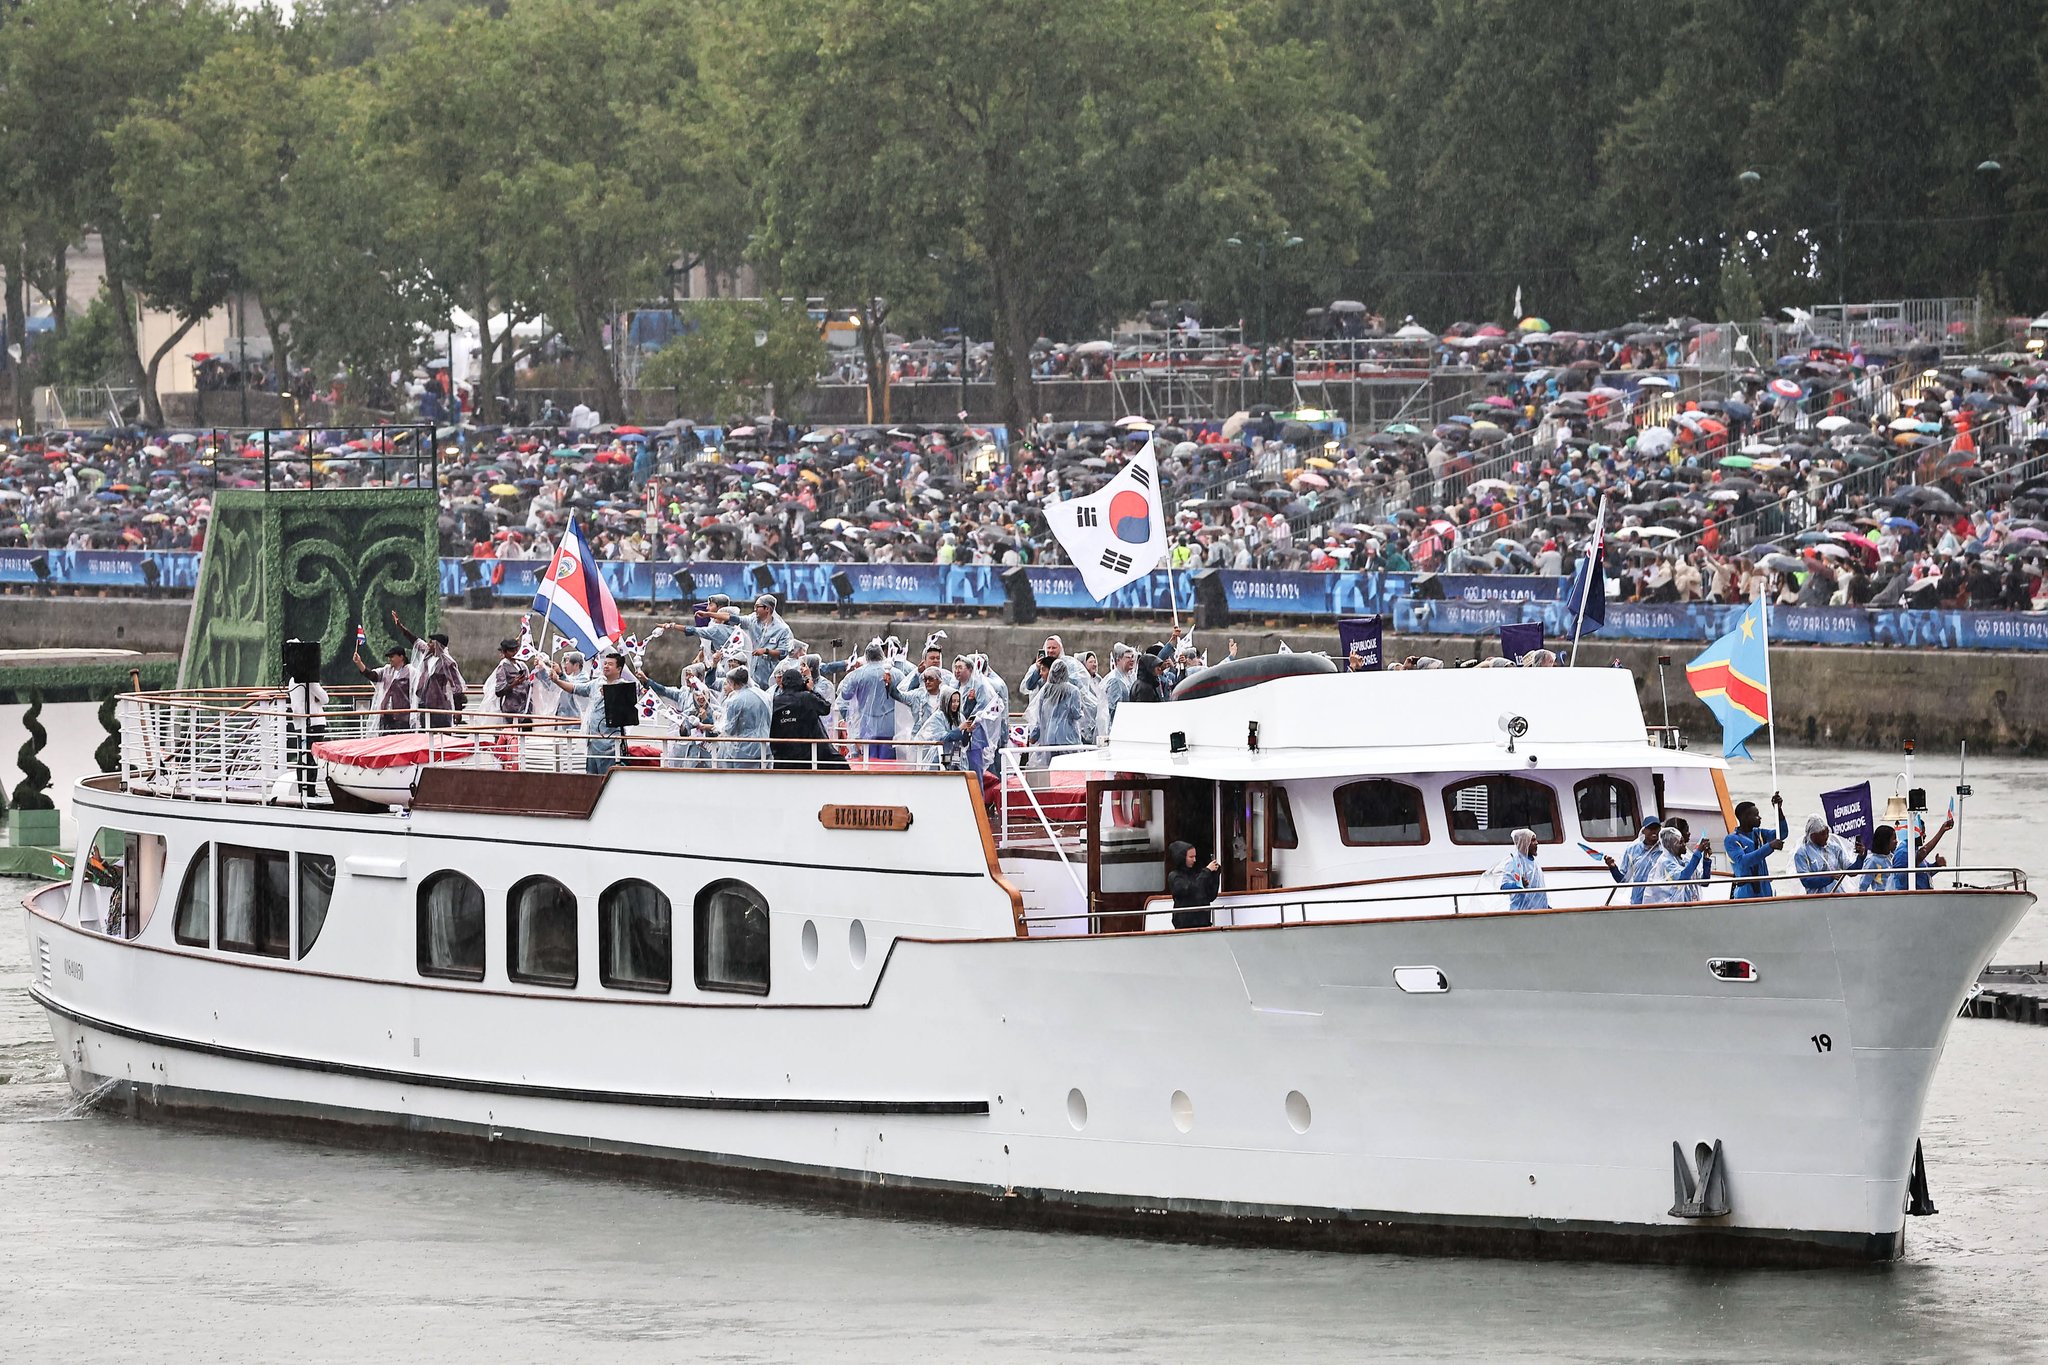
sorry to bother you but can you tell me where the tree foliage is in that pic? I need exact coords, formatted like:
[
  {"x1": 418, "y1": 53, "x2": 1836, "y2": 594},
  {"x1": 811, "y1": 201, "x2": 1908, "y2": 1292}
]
[
  {"x1": 8, "y1": 0, "x2": 2048, "y2": 433},
  {"x1": 638, "y1": 299, "x2": 827, "y2": 421}
]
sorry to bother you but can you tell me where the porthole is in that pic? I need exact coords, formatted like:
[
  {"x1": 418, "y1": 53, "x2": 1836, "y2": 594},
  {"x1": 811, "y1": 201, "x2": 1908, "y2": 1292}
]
[
  {"x1": 1170, "y1": 1090, "x2": 1194, "y2": 1134},
  {"x1": 849, "y1": 918, "x2": 868, "y2": 967},
  {"x1": 801, "y1": 919, "x2": 820, "y2": 969},
  {"x1": 1066, "y1": 1087, "x2": 1089, "y2": 1131},
  {"x1": 1285, "y1": 1090, "x2": 1312, "y2": 1134}
]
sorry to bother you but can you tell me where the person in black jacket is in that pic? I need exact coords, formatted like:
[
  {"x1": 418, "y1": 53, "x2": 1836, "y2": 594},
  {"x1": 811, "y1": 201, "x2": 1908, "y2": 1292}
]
[
  {"x1": 769, "y1": 665, "x2": 847, "y2": 769},
  {"x1": 1126, "y1": 652, "x2": 1166, "y2": 704},
  {"x1": 1166, "y1": 840, "x2": 1221, "y2": 929}
]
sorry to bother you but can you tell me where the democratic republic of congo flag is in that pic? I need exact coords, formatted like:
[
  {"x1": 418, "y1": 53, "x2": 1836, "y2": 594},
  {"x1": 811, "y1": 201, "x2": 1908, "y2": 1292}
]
[{"x1": 1685, "y1": 600, "x2": 1771, "y2": 758}]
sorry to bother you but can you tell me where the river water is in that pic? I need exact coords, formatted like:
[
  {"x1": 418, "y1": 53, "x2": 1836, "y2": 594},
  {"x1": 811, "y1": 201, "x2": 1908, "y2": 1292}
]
[{"x1": 1, "y1": 711, "x2": 2044, "y2": 1362}]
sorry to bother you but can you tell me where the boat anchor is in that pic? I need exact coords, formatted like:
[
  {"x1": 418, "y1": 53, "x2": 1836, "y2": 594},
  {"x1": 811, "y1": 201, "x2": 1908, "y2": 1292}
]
[
  {"x1": 1670, "y1": 1139, "x2": 1730, "y2": 1218},
  {"x1": 1906, "y1": 1139, "x2": 1937, "y2": 1217}
]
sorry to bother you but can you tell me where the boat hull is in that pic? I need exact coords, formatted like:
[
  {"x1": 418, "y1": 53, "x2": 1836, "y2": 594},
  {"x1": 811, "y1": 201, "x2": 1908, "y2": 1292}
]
[{"x1": 27, "y1": 884, "x2": 2026, "y2": 1268}]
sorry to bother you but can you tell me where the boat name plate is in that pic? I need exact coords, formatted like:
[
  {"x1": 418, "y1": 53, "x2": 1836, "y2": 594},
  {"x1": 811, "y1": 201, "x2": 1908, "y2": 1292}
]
[{"x1": 819, "y1": 804, "x2": 915, "y2": 832}]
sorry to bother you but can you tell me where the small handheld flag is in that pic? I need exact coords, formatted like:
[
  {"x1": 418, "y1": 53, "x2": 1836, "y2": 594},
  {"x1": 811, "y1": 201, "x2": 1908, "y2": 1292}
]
[
  {"x1": 355, "y1": 624, "x2": 368, "y2": 651},
  {"x1": 1577, "y1": 841, "x2": 1608, "y2": 861}
]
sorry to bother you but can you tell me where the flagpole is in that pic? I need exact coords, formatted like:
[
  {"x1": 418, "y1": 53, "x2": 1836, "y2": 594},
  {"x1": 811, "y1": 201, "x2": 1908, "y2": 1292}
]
[
  {"x1": 1757, "y1": 578, "x2": 1777, "y2": 794},
  {"x1": 1568, "y1": 494, "x2": 1605, "y2": 666}
]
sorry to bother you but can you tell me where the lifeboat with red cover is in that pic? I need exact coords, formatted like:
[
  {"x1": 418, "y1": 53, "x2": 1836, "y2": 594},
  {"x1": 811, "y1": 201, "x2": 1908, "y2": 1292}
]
[{"x1": 311, "y1": 732, "x2": 506, "y2": 807}]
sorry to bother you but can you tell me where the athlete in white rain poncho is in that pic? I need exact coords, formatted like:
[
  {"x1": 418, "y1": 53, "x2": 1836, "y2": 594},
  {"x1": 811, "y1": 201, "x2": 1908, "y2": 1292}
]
[
  {"x1": 954, "y1": 655, "x2": 1008, "y2": 778},
  {"x1": 1029, "y1": 657, "x2": 1088, "y2": 751},
  {"x1": 738, "y1": 595, "x2": 795, "y2": 690},
  {"x1": 672, "y1": 595, "x2": 739, "y2": 664},
  {"x1": 897, "y1": 667, "x2": 952, "y2": 770},
  {"x1": 1638, "y1": 827, "x2": 1711, "y2": 905}
]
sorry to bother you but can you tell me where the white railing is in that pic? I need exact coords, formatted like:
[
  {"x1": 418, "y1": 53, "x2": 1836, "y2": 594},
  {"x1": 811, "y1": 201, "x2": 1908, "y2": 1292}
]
[
  {"x1": 1018, "y1": 866, "x2": 2029, "y2": 936},
  {"x1": 117, "y1": 688, "x2": 582, "y2": 805},
  {"x1": 111, "y1": 687, "x2": 1063, "y2": 805}
]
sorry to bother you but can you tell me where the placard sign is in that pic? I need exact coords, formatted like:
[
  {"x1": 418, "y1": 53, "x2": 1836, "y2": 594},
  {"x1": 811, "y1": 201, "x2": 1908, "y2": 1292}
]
[{"x1": 1821, "y1": 782, "x2": 1873, "y2": 845}]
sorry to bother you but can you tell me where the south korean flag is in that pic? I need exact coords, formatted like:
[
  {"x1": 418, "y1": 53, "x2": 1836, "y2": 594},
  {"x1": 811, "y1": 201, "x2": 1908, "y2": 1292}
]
[{"x1": 1045, "y1": 439, "x2": 1170, "y2": 601}]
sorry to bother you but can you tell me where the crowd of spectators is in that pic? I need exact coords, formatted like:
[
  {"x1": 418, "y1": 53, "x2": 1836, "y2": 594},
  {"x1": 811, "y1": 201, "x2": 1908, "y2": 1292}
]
[{"x1": 8, "y1": 326, "x2": 2048, "y2": 611}]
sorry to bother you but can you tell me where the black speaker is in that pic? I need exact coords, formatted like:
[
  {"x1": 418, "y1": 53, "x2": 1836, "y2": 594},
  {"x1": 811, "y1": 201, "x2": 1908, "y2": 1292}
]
[
  {"x1": 1412, "y1": 571, "x2": 1446, "y2": 601},
  {"x1": 601, "y1": 680, "x2": 639, "y2": 729},
  {"x1": 282, "y1": 638, "x2": 322, "y2": 685},
  {"x1": 139, "y1": 558, "x2": 162, "y2": 589},
  {"x1": 28, "y1": 553, "x2": 50, "y2": 584},
  {"x1": 1189, "y1": 567, "x2": 1229, "y2": 629},
  {"x1": 750, "y1": 563, "x2": 775, "y2": 593},
  {"x1": 1000, "y1": 565, "x2": 1038, "y2": 625},
  {"x1": 830, "y1": 569, "x2": 856, "y2": 620},
  {"x1": 671, "y1": 568, "x2": 696, "y2": 599}
]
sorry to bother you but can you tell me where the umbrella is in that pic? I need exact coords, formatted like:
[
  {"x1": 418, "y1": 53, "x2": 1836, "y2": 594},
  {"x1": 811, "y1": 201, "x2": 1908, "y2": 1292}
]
[
  {"x1": 489, "y1": 482, "x2": 519, "y2": 496},
  {"x1": 1518, "y1": 317, "x2": 1551, "y2": 333},
  {"x1": 1718, "y1": 455, "x2": 1755, "y2": 469},
  {"x1": 1636, "y1": 375, "x2": 1674, "y2": 389},
  {"x1": 1768, "y1": 378, "x2": 1803, "y2": 400},
  {"x1": 1762, "y1": 553, "x2": 1806, "y2": 573}
]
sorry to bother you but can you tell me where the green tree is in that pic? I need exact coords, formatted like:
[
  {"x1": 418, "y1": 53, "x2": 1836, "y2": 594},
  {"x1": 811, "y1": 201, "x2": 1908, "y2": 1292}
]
[
  {"x1": 111, "y1": 40, "x2": 430, "y2": 400},
  {"x1": 639, "y1": 299, "x2": 826, "y2": 421},
  {"x1": 46, "y1": 290, "x2": 128, "y2": 386},
  {"x1": 94, "y1": 692, "x2": 122, "y2": 775},
  {"x1": 742, "y1": 0, "x2": 1373, "y2": 434},
  {"x1": 488, "y1": 0, "x2": 751, "y2": 419},
  {"x1": 11, "y1": 692, "x2": 53, "y2": 811},
  {"x1": 0, "y1": 0, "x2": 232, "y2": 426}
]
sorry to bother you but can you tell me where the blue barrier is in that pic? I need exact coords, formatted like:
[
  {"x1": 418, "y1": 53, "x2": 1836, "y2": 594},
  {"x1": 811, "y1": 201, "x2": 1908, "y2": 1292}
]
[
  {"x1": 15, "y1": 549, "x2": 2048, "y2": 651},
  {"x1": 0, "y1": 548, "x2": 203, "y2": 590}
]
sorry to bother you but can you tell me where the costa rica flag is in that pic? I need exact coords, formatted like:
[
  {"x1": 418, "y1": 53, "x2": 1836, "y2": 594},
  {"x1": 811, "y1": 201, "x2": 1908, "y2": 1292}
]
[
  {"x1": 531, "y1": 516, "x2": 623, "y2": 655},
  {"x1": 1685, "y1": 600, "x2": 1771, "y2": 758}
]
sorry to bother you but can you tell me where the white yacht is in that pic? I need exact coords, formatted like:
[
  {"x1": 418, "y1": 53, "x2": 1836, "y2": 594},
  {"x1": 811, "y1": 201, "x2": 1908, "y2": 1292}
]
[{"x1": 23, "y1": 668, "x2": 2028, "y2": 1266}]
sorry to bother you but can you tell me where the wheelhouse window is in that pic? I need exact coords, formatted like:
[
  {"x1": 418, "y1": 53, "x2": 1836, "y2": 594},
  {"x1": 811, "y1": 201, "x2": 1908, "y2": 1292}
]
[
  {"x1": 1574, "y1": 776, "x2": 1642, "y2": 843},
  {"x1": 600, "y1": 879, "x2": 672, "y2": 993},
  {"x1": 81, "y1": 830, "x2": 167, "y2": 940},
  {"x1": 1271, "y1": 787, "x2": 1298, "y2": 849},
  {"x1": 298, "y1": 854, "x2": 337, "y2": 959},
  {"x1": 508, "y1": 876, "x2": 578, "y2": 988},
  {"x1": 695, "y1": 880, "x2": 769, "y2": 996},
  {"x1": 418, "y1": 871, "x2": 486, "y2": 981},
  {"x1": 1334, "y1": 780, "x2": 1428, "y2": 846},
  {"x1": 218, "y1": 845, "x2": 291, "y2": 958},
  {"x1": 1444, "y1": 776, "x2": 1558, "y2": 844},
  {"x1": 174, "y1": 844, "x2": 211, "y2": 947}
]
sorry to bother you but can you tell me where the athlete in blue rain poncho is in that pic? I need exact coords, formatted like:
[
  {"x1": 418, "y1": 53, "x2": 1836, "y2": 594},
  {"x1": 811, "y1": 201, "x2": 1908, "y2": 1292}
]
[
  {"x1": 738, "y1": 594, "x2": 795, "y2": 691},
  {"x1": 836, "y1": 645, "x2": 912, "y2": 762},
  {"x1": 718, "y1": 667, "x2": 771, "y2": 768},
  {"x1": 1028, "y1": 657, "x2": 1087, "y2": 751},
  {"x1": 1489, "y1": 828, "x2": 1550, "y2": 911}
]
